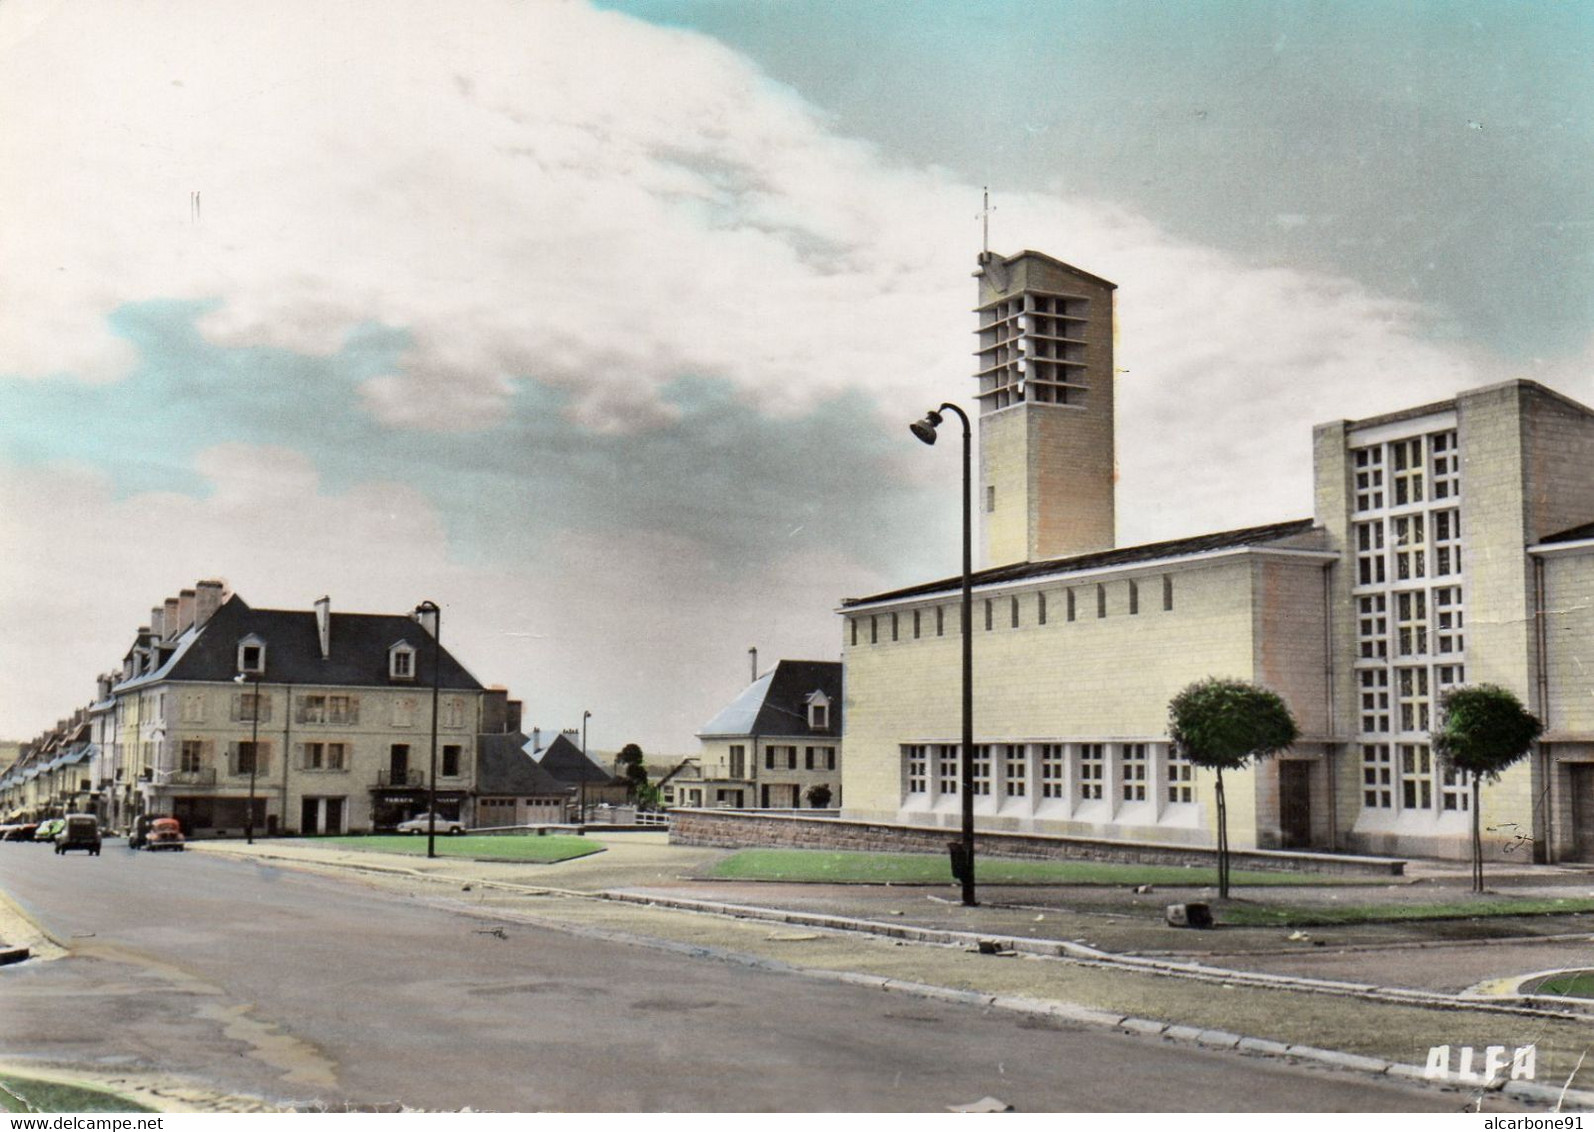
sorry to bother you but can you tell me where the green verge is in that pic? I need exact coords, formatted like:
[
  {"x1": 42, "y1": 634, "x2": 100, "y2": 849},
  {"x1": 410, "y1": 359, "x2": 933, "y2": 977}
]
[
  {"x1": 0, "y1": 1076, "x2": 155, "y2": 1114},
  {"x1": 1220, "y1": 896, "x2": 1594, "y2": 928},
  {"x1": 316, "y1": 834, "x2": 604, "y2": 863},
  {"x1": 1530, "y1": 971, "x2": 1594, "y2": 998},
  {"x1": 707, "y1": 848, "x2": 1349, "y2": 886}
]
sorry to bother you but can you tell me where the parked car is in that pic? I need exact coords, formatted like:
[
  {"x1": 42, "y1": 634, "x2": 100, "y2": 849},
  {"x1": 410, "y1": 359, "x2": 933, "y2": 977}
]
[
  {"x1": 54, "y1": 814, "x2": 101, "y2": 856},
  {"x1": 395, "y1": 813, "x2": 466, "y2": 836},
  {"x1": 33, "y1": 818, "x2": 64, "y2": 843},
  {"x1": 4, "y1": 823, "x2": 38, "y2": 842},
  {"x1": 144, "y1": 817, "x2": 185, "y2": 851}
]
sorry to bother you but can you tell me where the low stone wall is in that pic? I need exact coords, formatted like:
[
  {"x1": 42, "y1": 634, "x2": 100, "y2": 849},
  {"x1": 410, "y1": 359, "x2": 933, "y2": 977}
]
[{"x1": 669, "y1": 809, "x2": 1405, "y2": 877}]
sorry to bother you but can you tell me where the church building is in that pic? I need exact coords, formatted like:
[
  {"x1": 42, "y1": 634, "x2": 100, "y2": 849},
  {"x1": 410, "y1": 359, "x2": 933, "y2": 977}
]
[{"x1": 839, "y1": 248, "x2": 1594, "y2": 863}]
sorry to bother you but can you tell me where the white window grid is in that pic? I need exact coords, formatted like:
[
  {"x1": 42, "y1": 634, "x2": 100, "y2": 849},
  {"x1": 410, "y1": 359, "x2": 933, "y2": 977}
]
[
  {"x1": 1430, "y1": 430, "x2": 1460, "y2": 501},
  {"x1": 1078, "y1": 743, "x2": 1105, "y2": 801},
  {"x1": 972, "y1": 746, "x2": 993, "y2": 795},
  {"x1": 1039, "y1": 744, "x2": 1066, "y2": 799},
  {"x1": 1397, "y1": 666, "x2": 1431, "y2": 733},
  {"x1": 1121, "y1": 743, "x2": 1148, "y2": 802},
  {"x1": 1395, "y1": 590, "x2": 1429, "y2": 657},
  {"x1": 936, "y1": 746, "x2": 958, "y2": 795},
  {"x1": 1434, "y1": 586, "x2": 1464, "y2": 655},
  {"x1": 1359, "y1": 667, "x2": 1391, "y2": 733},
  {"x1": 1393, "y1": 514, "x2": 1426, "y2": 582},
  {"x1": 1399, "y1": 743, "x2": 1433, "y2": 810},
  {"x1": 1166, "y1": 746, "x2": 1195, "y2": 804},
  {"x1": 1004, "y1": 746, "x2": 1027, "y2": 797},
  {"x1": 1440, "y1": 764, "x2": 1471, "y2": 812},
  {"x1": 1353, "y1": 446, "x2": 1385, "y2": 512},
  {"x1": 1391, "y1": 438, "x2": 1425, "y2": 506},
  {"x1": 1357, "y1": 594, "x2": 1388, "y2": 660},
  {"x1": 1355, "y1": 521, "x2": 1387, "y2": 587},
  {"x1": 1362, "y1": 743, "x2": 1393, "y2": 809},
  {"x1": 1432, "y1": 508, "x2": 1462, "y2": 578}
]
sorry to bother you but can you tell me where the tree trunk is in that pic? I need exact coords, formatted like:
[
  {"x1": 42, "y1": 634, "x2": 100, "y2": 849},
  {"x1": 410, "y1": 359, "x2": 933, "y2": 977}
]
[
  {"x1": 1472, "y1": 772, "x2": 1484, "y2": 894},
  {"x1": 1215, "y1": 766, "x2": 1229, "y2": 900}
]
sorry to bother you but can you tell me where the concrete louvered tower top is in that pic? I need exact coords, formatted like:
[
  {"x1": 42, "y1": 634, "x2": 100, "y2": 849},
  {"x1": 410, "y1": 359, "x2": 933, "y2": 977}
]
[{"x1": 973, "y1": 249, "x2": 1117, "y2": 567}]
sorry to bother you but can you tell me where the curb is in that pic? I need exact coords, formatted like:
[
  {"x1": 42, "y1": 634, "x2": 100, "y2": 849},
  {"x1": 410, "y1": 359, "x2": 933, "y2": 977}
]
[{"x1": 179, "y1": 844, "x2": 1594, "y2": 1109}]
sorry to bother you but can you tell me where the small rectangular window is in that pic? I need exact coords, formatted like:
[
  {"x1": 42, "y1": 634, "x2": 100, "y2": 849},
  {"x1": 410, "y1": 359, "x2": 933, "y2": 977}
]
[
  {"x1": 1163, "y1": 575, "x2": 1174, "y2": 611},
  {"x1": 1128, "y1": 581, "x2": 1139, "y2": 615},
  {"x1": 936, "y1": 606, "x2": 945, "y2": 636},
  {"x1": 984, "y1": 599, "x2": 993, "y2": 631},
  {"x1": 1096, "y1": 584, "x2": 1107, "y2": 618},
  {"x1": 986, "y1": 485, "x2": 996, "y2": 513},
  {"x1": 1038, "y1": 592, "x2": 1047, "y2": 625},
  {"x1": 891, "y1": 612, "x2": 899, "y2": 642},
  {"x1": 1010, "y1": 596, "x2": 1020, "y2": 628},
  {"x1": 913, "y1": 609, "x2": 921, "y2": 639},
  {"x1": 870, "y1": 616, "x2": 878, "y2": 644},
  {"x1": 1066, "y1": 589, "x2": 1076, "y2": 622}
]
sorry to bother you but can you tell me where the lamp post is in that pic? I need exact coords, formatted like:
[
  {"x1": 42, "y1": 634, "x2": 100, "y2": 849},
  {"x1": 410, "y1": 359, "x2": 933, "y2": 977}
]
[
  {"x1": 909, "y1": 403, "x2": 977, "y2": 907},
  {"x1": 231, "y1": 672, "x2": 261, "y2": 845},
  {"x1": 580, "y1": 710, "x2": 592, "y2": 827},
  {"x1": 415, "y1": 601, "x2": 442, "y2": 860}
]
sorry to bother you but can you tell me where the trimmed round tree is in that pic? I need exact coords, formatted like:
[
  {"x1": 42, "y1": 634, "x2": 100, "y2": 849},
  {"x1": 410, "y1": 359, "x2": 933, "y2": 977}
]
[
  {"x1": 1168, "y1": 678, "x2": 1300, "y2": 898},
  {"x1": 1430, "y1": 684, "x2": 1543, "y2": 892}
]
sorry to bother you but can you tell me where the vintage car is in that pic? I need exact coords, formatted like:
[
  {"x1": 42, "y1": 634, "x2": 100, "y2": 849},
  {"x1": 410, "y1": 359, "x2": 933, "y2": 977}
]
[
  {"x1": 144, "y1": 817, "x2": 186, "y2": 851},
  {"x1": 395, "y1": 812, "x2": 467, "y2": 836},
  {"x1": 54, "y1": 814, "x2": 101, "y2": 856}
]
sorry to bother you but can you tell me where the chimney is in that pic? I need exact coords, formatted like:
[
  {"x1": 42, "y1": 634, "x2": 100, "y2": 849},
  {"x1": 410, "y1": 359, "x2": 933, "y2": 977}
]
[
  {"x1": 164, "y1": 598, "x2": 180, "y2": 639},
  {"x1": 749, "y1": 646, "x2": 758, "y2": 684},
  {"x1": 507, "y1": 699, "x2": 523, "y2": 734},
  {"x1": 195, "y1": 580, "x2": 225, "y2": 627},
  {"x1": 314, "y1": 595, "x2": 331, "y2": 659},
  {"x1": 531, "y1": 727, "x2": 541, "y2": 753},
  {"x1": 151, "y1": 607, "x2": 165, "y2": 640},
  {"x1": 177, "y1": 589, "x2": 197, "y2": 634}
]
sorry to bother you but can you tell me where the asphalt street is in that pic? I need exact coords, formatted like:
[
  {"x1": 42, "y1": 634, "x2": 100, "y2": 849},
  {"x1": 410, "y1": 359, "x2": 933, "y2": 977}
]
[{"x1": 0, "y1": 842, "x2": 1498, "y2": 1112}]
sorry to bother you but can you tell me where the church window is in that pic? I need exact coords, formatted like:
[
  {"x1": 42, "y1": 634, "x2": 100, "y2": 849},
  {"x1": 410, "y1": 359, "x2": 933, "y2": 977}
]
[
  {"x1": 1096, "y1": 584, "x2": 1106, "y2": 618},
  {"x1": 1432, "y1": 509, "x2": 1461, "y2": 577},
  {"x1": 905, "y1": 746, "x2": 928, "y2": 795},
  {"x1": 1004, "y1": 746, "x2": 1026, "y2": 797},
  {"x1": 1396, "y1": 666, "x2": 1430, "y2": 732},
  {"x1": 1167, "y1": 746, "x2": 1195, "y2": 804},
  {"x1": 1359, "y1": 668, "x2": 1390, "y2": 733},
  {"x1": 1355, "y1": 521, "x2": 1386, "y2": 586},
  {"x1": 1163, "y1": 575, "x2": 1174, "y2": 611},
  {"x1": 1391, "y1": 438, "x2": 1425, "y2": 506},
  {"x1": 1399, "y1": 743, "x2": 1433, "y2": 810},
  {"x1": 1430, "y1": 431, "x2": 1460, "y2": 500},
  {"x1": 986, "y1": 485, "x2": 996, "y2": 514},
  {"x1": 1361, "y1": 744, "x2": 1393, "y2": 809},
  {"x1": 937, "y1": 746, "x2": 959, "y2": 795},
  {"x1": 891, "y1": 613, "x2": 899, "y2": 642},
  {"x1": 1128, "y1": 581, "x2": 1140, "y2": 615},
  {"x1": 1353, "y1": 446, "x2": 1385, "y2": 512},
  {"x1": 1121, "y1": 743, "x2": 1148, "y2": 802},
  {"x1": 972, "y1": 746, "x2": 992, "y2": 795},
  {"x1": 1078, "y1": 743, "x2": 1105, "y2": 801},
  {"x1": 1393, "y1": 514, "x2": 1426, "y2": 580},
  {"x1": 913, "y1": 609, "x2": 921, "y2": 639},
  {"x1": 1440, "y1": 764, "x2": 1470, "y2": 812},
  {"x1": 1395, "y1": 590, "x2": 1428, "y2": 657},
  {"x1": 870, "y1": 616, "x2": 878, "y2": 644},
  {"x1": 1066, "y1": 589, "x2": 1076, "y2": 622},
  {"x1": 936, "y1": 606, "x2": 945, "y2": 636},
  {"x1": 985, "y1": 599, "x2": 993, "y2": 631},
  {"x1": 1037, "y1": 592, "x2": 1047, "y2": 625},
  {"x1": 1357, "y1": 594, "x2": 1388, "y2": 660},
  {"x1": 1010, "y1": 597, "x2": 1020, "y2": 628},
  {"x1": 1434, "y1": 587, "x2": 1464, "y2": 654},
  {"x1": 1039, "y1": 744, "x2": 1065, "y2": 799}
]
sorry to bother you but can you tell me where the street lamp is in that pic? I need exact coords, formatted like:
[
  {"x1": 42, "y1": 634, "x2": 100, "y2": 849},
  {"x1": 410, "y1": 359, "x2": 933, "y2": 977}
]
[
  {"x1": 231, "y1": 672, "x2": 261, "y2": 845},
  {"x1": 580, "y1": 710, "x2": 592, "y2": 827},
  {"x1": 910, "y1": 403, "x2": 977, "y2": 907},
  {"x1": 415, "y1": 601, "x2": 442, "y2": 860}
]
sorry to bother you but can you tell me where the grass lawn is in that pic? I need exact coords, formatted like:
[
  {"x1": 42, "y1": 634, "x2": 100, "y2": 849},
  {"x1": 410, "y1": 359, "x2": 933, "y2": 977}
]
[
  {"x1": 0, "y1": 1076, "x2": 154, "y2": 1113},
  {"x1": 706, "y1": 848, "x2": 1347, "y2": 887},
  {"x1": 317, "y1": 834, "x2": 603, "y2": 863},
  {"x1": 1529, "y1": 971, "x2": 1594, "y2": 998},
  {"x1": 1219, "y1": 896, "x2": 1594, "y2": 928}
]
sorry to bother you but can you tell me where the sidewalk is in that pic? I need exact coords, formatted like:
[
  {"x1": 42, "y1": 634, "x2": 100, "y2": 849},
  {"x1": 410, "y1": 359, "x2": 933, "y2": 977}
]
[{"x1": 177, "y1": 833, "x2": 1594, "y2": 1108}]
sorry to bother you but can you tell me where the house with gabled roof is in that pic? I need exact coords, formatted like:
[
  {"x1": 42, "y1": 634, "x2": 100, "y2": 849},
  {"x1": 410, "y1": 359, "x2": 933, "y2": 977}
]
[
  {"x1": 96, "y1": 581, "x2": 519, "y2": 836},
  {"x1": 695, "y1": 660, "x2": 842, "y2": 809}
]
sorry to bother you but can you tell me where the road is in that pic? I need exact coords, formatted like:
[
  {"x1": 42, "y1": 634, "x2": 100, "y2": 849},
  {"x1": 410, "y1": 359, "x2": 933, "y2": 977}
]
[{"x1": 0, "y1": 843, "x2": 1514, "y2": 1112}]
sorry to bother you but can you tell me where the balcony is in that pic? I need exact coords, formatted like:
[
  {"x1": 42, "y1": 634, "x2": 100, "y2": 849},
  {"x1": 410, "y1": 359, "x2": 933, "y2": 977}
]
[{"x1": 378, "y1": 769, "x2": 424, "y2": 787}]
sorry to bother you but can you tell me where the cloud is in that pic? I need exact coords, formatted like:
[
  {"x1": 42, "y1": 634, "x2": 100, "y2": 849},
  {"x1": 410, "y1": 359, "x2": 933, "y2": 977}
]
[{"x1": 0, "y1": 445, "x2": 881, "y2": 752}]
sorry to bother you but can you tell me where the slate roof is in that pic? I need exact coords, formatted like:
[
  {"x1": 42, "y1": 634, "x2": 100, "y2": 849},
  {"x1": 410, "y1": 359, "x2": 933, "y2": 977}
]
[
  {"x1": 145, "y1": 595, "x2": 483, "y2": 690},
  {"x1": 475, "y1": 733, "x2": 569, "y2": 796},
  {"x1": 841, "y1": 518, "x2": 1321, "y2": 607},
  {"x1": 533, "y1": 733, "x2": 615, "y2": 786},
  {"x1": 699, "y1": 659, "x2": 842, "y2": 739},
  {"x1": 1539, "y1": 520, "x2": 1594, "y2": 545}
]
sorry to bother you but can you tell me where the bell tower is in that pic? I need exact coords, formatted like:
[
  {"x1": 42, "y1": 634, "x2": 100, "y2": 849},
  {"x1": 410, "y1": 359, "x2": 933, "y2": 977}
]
[{"x1": 974, "y1": 249, "x2": 1117, "y2": 567}]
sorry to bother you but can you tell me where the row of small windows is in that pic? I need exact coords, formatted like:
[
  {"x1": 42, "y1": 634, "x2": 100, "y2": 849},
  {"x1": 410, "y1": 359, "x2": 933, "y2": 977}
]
[
  {"x1": 903, "y1": 741, "x2": 1196, "y2": 807},
  {"x1": 723, "y1": 744, "x2": 837, "y2": 778},
  {"x1": 1361, "y1": 742, "x2": 1469, "y2": 812},
  {"x1": 850, "y1": 576, "x2": 1175, "y2": 646},
  {"x1": 173, "y1": 738, "x2": 468, "y2": 777}
]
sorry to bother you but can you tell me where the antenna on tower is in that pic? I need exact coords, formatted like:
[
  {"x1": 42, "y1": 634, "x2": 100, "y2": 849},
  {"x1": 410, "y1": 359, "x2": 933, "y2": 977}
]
[{"x1": 977, "y1": 187, "x2": 995, "y2": 257}]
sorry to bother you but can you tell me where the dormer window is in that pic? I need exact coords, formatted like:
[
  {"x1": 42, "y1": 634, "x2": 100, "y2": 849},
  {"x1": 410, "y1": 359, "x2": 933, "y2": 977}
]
[
  {"x1": 806, "y1": 691, "x2": 831, "y2": 731},
  {"x1": 237, "y1": 635, "x2": 266, "y2": 675},
  {"x1": 389, "y1": 642, "x2": 417, "y2": 681}
]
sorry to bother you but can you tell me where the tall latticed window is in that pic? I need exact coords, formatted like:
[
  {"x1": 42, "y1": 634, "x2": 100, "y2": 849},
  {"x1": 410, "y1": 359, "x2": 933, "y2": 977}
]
[
  {"x1": 1039, "y1": 744, "x2": 1066, "y2": 799},
  {"x1": 1004, "y1": 745, "x2": 1027, "y2": 798},
  {"x1": 1167, "y1": 746, "x2": 1194, "y2": 804},
  {"x1": 1121, "y1": 743, "x2": 1148, "y2": 802},
  {"x1": 1078, "y1": 743, "x2": 1105, "y2": 801},
  {"x1": 1362, "y1": 743, "x2": 1393, "y2": 809},
  {"x1": 937, "y1": 746, "x2": 958, "y2": 795},
  {"x1": 904, "y1": 745, "x2": 928, "y2": 795}
]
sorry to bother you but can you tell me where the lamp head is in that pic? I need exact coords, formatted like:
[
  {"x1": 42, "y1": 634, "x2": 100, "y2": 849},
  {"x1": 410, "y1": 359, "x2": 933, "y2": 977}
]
[{"x1": 909, "y1": 409, "x2": 944, "y2": 446}]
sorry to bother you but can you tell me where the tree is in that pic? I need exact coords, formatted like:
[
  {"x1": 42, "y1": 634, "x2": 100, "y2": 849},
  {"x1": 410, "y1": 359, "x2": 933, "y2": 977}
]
[
  {"x1": 1431, "y1": 684, "x2": 1543, "y2": 893},
  {"x1": 615, "y1": 743, "x2": 649, "y2": 798},
  {"x1": 805, "y1": 783, "x2": 833, "y2": 809},
  {"x1": 1168, "y1": 678, "x2": 1299, "y2": 899}
]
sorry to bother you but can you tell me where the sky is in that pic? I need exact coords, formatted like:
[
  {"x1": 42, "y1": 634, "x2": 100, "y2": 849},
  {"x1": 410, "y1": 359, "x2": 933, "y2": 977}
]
[{"x1": 2, "y1": 0, "x2": 1591, "y2": 755}]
